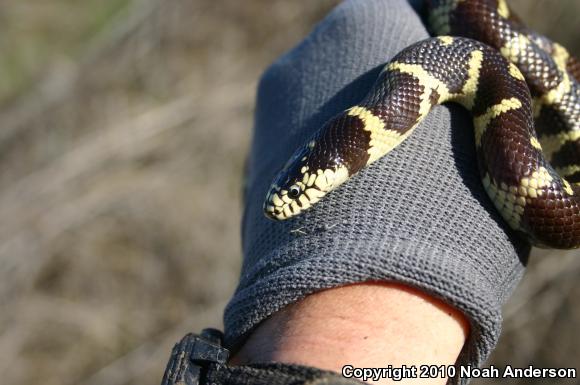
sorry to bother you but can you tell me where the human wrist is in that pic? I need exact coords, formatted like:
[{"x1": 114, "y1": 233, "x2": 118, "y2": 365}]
[{"x1": 231, "y1": 282, "x2": 470, "y2": 385}]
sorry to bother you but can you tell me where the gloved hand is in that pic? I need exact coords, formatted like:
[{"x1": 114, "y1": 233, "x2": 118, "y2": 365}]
[{"x1": 225, "y1": 0, "x2": 530, "y2": 375}]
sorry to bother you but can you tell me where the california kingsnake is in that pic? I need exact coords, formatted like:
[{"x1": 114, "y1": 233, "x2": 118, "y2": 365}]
[{"x1": 263, "y1": 0, "x2": 580, "y2": 249}]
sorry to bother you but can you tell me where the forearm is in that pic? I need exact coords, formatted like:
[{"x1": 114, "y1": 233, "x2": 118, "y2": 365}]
[{"x1": 231, "y1": 281, "x2": 470, "y2": 385}]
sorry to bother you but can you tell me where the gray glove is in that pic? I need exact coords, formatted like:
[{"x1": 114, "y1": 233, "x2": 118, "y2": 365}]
[{"x1": 225, "y1": 0, "x2": 530, "y2": 377}]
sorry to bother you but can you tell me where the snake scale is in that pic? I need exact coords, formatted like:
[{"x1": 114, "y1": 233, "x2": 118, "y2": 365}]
[{"x1": 263, "y1": 0, "x2": 580, "y2": 249}]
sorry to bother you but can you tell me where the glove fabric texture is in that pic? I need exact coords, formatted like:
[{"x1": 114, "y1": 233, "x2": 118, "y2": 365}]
[{"x1": 224, "y1": 0, "x2": 530, "y2": 381}]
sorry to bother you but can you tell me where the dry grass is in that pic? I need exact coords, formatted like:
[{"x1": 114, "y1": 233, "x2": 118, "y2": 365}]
[{"x1": 0, "y1": 1, "x2": 577, "y2": 385}]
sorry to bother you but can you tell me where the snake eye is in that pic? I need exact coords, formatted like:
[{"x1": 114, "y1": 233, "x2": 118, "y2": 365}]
[{"x1": 288, "y1": 185, "x2": 301, "y2": 199}]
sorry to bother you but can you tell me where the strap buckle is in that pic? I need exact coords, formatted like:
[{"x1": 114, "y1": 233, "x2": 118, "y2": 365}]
[{"x1": 160, "y1": 328, "x2": 230, "y2": 385}]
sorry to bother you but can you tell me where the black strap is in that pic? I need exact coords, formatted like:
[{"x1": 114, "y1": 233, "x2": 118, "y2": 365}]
[
  {"x1": 206, "y1": 362, "x2": 362, "y2": 385},
  {"x1": 160, "y1": 329, "x2": 361, "y2": 385}
]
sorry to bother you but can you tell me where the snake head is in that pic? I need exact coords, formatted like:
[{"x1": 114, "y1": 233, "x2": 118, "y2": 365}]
[{"x1": 264, "y1": 138, "x2": 350, "y2": 221}]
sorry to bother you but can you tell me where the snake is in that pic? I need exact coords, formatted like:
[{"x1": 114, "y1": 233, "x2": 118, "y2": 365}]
[{"x1": 263, "y1": 0, "x2": 580, "y2": 249}]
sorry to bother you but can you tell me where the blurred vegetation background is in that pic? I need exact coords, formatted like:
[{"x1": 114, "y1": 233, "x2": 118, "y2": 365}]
[{"x1": 0, "y1": 1, "x2": 578, "y2": 385}]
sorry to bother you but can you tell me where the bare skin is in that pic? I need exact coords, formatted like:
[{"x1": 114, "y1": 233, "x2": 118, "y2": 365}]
[{"x1": 230, "y1": 282, "x2": 470, "y2": 385}]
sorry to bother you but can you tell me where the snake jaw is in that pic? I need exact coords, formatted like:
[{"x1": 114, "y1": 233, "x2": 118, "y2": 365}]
[
  {"x1": 264, "y1": 142, "x2": 318, "y2": 220},
  {"x1": 263, "y1": 184, "x2": 322, "y2": 221},
  {"x1": 263, "y1": 187, "x2": 286, "y2": 220},
  {"x1": 264, "y1": 181, "x2": 317, "y2": 220},
  {"x1": 264, "y1": 165, "x2": 351, "y2": 221},
  {"x1": 264, "y1": 189, "x2": 301, "y2": 220}
]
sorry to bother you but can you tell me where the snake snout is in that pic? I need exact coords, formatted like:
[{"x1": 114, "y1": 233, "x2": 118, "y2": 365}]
[
  {"x1": 264, "y1": 167, "x2": 352, "y2": 221},
  {"x1": 263, "y1": 178, "x2": 308, "y2": 219},
  {"x1": 263, "y1": 190, "x2": 284, "y2": 220},
  {"x1": 263, "y1": 134, "x2": 354, "y2": 221}
]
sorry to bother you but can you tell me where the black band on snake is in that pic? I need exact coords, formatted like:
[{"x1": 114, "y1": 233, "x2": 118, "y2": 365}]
[{"x1": 264, "y1": 0, "x2": 580, "y2": 249}]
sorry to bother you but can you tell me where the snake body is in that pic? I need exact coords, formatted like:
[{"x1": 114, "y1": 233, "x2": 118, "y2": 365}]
[{"x1": 263, "y1": 0, "x2": 580, "y2": 249}]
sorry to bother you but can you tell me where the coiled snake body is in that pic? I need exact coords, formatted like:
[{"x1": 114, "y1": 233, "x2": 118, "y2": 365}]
[{"x1": 264, "y1": 0, "x2": 580, "y2": 249}]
